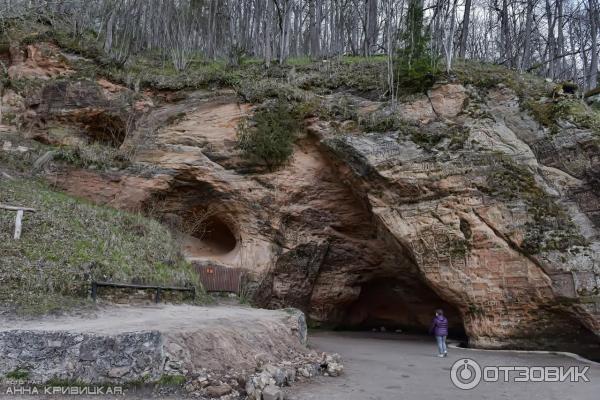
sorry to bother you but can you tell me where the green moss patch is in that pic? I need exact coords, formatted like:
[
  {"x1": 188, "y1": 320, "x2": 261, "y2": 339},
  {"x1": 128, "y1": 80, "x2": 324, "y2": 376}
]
[
  {"x1": 483, "y1": 156, "x2": 587, "y2": 254},
  {"x1": 157, "y1": 374, "x2": 186, "y2": 387},
  {"x1": 525, "y1": 98, "x2": 600, "y2": 136},
  {"x1": 5, "y1": 369, "x2": 30, "y2": 380},
  {"x1": 453, "y1": 60, "x2": 548, "y2": 99}
]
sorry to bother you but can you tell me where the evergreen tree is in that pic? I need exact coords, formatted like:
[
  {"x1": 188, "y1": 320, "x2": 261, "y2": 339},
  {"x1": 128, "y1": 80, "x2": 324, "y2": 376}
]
[{"x1": 394, "y1": 0, "x2": 438, "y2": 93}]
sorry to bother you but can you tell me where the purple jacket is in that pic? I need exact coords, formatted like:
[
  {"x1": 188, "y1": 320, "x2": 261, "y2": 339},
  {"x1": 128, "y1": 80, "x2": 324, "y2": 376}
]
[{"x1": 429, "y1": 315, "x2": 449, "y2": 336}]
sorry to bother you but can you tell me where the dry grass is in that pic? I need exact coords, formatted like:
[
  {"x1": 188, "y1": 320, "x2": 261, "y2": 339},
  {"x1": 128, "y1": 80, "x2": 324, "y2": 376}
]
[{"x1": 0, "y1": 178, "x2": 202, "y2": 315}]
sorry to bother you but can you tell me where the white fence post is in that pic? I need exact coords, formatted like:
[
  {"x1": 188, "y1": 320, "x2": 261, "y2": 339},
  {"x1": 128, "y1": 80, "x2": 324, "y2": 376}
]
[
  {"x1": 14, "y1": 209, "x2": 24, "y2": 240},
  {"x1": 1, "y1": 204, "x2": 36, "y2": 240}
]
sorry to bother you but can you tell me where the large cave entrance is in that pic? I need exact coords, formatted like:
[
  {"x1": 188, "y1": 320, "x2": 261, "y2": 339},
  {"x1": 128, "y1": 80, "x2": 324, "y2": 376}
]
[{"x1": 340, "y1": 277, "x2": 466, "y2": 339}]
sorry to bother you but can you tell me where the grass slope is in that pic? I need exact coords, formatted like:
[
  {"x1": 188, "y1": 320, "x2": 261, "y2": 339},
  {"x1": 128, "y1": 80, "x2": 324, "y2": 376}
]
[{"x1": 0, "y1": 178, "x2": 200, "y2": 315}]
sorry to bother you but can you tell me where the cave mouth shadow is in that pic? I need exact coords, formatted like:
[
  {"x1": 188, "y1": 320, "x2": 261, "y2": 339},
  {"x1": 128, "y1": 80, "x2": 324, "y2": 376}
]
[
  {"x1": 182, "y1": 213, "x2": 238, "y2": 258},
  {"x1": 338, "y1": 277, "x2": 467, "y2": 341},
  {"x1": 199, "y1": 215, "x2": 238, "y2": 254}
]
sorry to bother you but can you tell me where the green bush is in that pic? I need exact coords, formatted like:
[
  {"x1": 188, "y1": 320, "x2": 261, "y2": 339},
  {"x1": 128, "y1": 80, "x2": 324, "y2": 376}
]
[
  {"x1": 237, "y1": 101, "x2": 303, "y2": 171},
  {"x1": 393, "y1": 55, "x2": 439, "y2": 94}
]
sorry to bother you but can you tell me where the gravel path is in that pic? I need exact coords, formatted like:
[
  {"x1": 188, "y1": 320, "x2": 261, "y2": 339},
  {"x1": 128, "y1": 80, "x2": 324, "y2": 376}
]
[{"x1": 287, "y1": 331, "x2": 599, "y2": 400}]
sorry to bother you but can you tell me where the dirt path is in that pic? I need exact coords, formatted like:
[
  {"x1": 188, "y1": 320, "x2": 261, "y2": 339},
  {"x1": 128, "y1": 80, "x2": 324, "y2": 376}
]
[
  {"x1": 286, "y1": 331, "x2": 599, "y2": 400},
  {"x1": 0, "y1": 303, "x2": 287, "y2": 334}
]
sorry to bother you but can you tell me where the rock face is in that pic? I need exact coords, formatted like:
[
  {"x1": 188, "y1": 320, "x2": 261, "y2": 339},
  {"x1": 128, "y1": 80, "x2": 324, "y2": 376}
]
[
  {"x1": 7, "y1": 42, "x2": 73, "y2": 80},
  {"x1": 9, "y1": 58, "x2": 599, "y2": 358},
  {"x1": 0, "y1": 330, "x2": 163, "y2": 383},
  {"x1": 309, "y1": 85, "x2": 600, "y2": 356}
]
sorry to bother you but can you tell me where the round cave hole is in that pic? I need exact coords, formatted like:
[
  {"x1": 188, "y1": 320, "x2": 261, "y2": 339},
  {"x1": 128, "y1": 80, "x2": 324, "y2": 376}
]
[
  {"x1": 182, "y1": 214, "x2": 238, "y2": 259},
  {"x1": 340, "y1": 277, "x2": 467, "y2": 340}
]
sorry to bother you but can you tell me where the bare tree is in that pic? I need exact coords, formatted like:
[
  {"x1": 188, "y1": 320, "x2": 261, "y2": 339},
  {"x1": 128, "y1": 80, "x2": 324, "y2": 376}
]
[
  {"x1": 1, "y1": 0, "x2": 599, "y2": 90},
  {"x1": 458, "y1": 0, "x2": 472, "y2": 59},
  {"x1": 587, "y1": 0, "x2": 599, "y2": 89}
]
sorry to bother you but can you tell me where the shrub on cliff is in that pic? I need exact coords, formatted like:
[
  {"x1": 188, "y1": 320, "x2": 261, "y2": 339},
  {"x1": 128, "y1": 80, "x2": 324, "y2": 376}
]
[
  {"x1": 525, "y1": 98, "x2": 600, "y2": 136},
  {"x1": 236, "y1": 101, "x2": 303, "y2": 171},
  {"x1": 236, "y1": 78, "x2": 308, "y2": 103}
]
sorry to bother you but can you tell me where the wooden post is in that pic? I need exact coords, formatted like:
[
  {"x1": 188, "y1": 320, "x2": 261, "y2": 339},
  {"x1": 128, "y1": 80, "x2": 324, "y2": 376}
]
[
  {"x1": 0, "y1": 204, "x2": 36, "y2": 240},
  {"x1": 91, "y1": 282, "x2": 98, "y2": 302},
  {"x1": 14, "y1": 209, "x2": 23, "y2": 240}
]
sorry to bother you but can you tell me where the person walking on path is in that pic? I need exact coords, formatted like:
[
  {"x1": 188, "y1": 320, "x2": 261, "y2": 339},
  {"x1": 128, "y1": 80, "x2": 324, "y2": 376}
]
[{"x1": 429, "y1": 309, "x2": 449, "y2": 357}]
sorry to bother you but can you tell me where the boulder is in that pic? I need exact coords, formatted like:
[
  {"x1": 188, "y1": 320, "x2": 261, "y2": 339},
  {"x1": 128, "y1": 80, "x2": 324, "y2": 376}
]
[
  {"x1": 428, "y1": 83, "x2": 468, "y2": 118},
  {"x1": 261, "y1": 385, "x2": 284, "y2": 400},
  {"x1": 205, "y1": 383, "x2": 233, "y2": 398},
  {"x1": 108, "y1": 366, "x2": 131, "y2": 378}
]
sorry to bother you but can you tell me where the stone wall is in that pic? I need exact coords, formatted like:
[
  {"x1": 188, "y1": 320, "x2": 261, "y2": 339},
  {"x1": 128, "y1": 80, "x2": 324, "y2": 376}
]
[
  {"x1": 0, "y1": 307, "x2": 314, "y2": 393},
  {"x1": 0, "y1": 330, "x2": 163, "y2": 384}
]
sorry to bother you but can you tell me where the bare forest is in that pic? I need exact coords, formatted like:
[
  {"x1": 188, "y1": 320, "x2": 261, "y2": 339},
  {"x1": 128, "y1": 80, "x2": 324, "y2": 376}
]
[{"x1": 1, "y1": 0, "x2": 598, "y2": 95}]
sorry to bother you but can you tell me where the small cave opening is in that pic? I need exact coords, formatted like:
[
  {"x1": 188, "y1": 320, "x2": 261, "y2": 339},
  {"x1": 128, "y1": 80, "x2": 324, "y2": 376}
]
[
  {"x1": 340, "y1": 277, "x2": 467, "y2": 340},
  {"x1": 77, "y1": 111, "x2": 128, "y2": 147},
  {"x1": 38, "y1": 80, "x2": 128, "y2": 147},
  {"x1": 182, "y1": 213, "x2": 238, "y2": 259}
]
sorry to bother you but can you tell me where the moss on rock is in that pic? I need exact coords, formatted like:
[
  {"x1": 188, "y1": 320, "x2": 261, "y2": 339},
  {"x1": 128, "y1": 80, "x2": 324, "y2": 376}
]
[
  {"x1": 484, "y1": 156, "x2": 587, "y2": 254},
  {"x1": 525, "y1": 98, "x2": 600, "y2": 136}
]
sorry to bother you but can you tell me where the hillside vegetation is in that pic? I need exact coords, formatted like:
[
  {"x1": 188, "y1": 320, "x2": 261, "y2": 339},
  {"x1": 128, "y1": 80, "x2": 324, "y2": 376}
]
[{"x1": 0, "y1": 178, "x2": 200, "y2": 315}]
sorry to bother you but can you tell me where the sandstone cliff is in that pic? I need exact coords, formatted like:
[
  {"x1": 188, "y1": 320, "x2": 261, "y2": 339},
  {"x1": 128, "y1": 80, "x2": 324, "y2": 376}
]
[{"x1": 1, "y1": 38, "x2": 599, "y2": 358}]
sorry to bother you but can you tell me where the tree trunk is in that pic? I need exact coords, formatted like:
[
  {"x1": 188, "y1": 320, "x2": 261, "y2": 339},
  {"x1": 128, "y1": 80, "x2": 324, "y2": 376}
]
[
  {"x1": 265, "y1": 0, "x2": 273, "y2": 66},
  {"x1": 310, "y1": 0, "x2": 321, "y2": 59},
  {"x1": 556, "y1": 0, "x2": 566, "y2": 78},
  {"x1": 14, "y1": 209, "x2": 23, "y2": 240},
  {"x1": 444, "y1": 0, "x2": 458, "y2": 73},
  {"x1": 365, "y1": 0, "x2": 378, "y2": 56},
  {"x1": 588, "y1": 0, "x2": 599, "y2": 90},
  {"x1": 500, "y1": 0, "x2": 511, "y2": 66},
  {"x1": 520, "y1": 0, "x2": 535, "y2": 72},
  {"x1": 458, "y1": 0, "x2": 471, "y2": 59}
]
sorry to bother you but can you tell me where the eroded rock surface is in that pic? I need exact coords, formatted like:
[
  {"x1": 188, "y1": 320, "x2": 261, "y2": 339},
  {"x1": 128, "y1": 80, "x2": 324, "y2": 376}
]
[
  {"x1": 5, "y1": 56, "x2": 599, "y2": 358},
  {"x1": 7, "y1": 42, "x2": 73, "y2": 80}
]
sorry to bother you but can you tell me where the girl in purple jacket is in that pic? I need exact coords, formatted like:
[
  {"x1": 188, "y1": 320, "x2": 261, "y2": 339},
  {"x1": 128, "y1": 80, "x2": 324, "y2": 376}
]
[{"x1": 429, "y1": 309, "x2": 449, "y2": 357}]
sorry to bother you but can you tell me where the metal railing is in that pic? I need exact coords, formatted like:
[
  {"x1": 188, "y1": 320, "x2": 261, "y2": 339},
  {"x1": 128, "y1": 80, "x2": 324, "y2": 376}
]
[{"x1": 91, "y1": 281, "x2": 196, "y2": 303}]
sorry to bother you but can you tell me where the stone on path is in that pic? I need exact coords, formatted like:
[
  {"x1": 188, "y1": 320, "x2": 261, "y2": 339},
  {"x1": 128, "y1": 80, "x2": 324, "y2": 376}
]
[{"x1": 262, "y1": 384, "x2": 284, "y2": 400}]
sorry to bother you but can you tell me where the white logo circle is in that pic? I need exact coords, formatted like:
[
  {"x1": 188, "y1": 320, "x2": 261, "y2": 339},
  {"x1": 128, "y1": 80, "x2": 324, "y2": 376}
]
[{"x1": 450, "y1": 358, "x2": 482, "y2": 390}]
